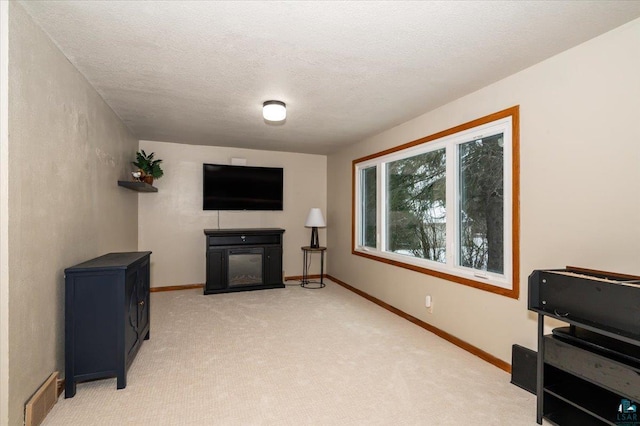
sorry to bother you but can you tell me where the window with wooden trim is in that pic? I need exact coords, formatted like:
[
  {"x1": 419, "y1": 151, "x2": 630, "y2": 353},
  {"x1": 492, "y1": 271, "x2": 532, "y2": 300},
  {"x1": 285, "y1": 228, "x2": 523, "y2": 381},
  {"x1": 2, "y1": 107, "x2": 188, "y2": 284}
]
[{"x1": 352, "y1": 107, "x2": 519, "y2": 298}]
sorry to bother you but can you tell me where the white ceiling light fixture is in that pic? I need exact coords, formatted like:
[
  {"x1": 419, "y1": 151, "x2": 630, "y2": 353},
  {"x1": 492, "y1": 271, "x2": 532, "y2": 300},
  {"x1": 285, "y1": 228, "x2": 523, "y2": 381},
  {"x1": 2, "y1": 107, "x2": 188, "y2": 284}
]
[{"x1": 263, "y1": 100, "x2": 286, "y2": 122}]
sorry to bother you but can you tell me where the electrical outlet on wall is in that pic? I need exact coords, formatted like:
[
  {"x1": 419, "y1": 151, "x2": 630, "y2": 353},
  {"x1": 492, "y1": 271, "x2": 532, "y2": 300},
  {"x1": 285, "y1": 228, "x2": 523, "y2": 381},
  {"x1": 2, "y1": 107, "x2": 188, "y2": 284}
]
[{"x1": 425, "y1": 295, "x2": 433, "y2": 314}]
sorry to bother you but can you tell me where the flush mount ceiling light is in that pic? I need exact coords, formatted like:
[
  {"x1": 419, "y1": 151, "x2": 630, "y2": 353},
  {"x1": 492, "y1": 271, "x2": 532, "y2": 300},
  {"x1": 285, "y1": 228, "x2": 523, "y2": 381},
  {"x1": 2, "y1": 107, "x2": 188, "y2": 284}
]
[{"x1": 263, "y1": 100, "x2": 286, "y2": 122}]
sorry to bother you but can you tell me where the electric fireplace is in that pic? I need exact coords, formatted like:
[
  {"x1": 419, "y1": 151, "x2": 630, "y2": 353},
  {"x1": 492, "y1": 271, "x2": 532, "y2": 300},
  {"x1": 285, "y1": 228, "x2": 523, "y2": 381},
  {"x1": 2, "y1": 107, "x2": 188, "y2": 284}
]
[
  {"x1": 228, "y1": 249, "x2": 263, "y2": 287},
  {"x1": 203, "y1": 228, "x2": 285, "y2": 294}
]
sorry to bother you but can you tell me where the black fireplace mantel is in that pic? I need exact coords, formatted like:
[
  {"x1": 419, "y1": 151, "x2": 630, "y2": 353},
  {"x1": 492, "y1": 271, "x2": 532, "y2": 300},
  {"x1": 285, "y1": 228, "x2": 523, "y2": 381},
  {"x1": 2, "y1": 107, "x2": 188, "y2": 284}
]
[{"x1": 203, "y1": 228, "x2": 285, "y2": 294}]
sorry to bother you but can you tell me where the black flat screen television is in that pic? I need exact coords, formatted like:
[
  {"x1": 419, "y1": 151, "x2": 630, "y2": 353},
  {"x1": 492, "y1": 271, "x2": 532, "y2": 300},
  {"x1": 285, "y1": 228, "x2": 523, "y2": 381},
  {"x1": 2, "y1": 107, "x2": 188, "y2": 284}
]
[{"x1": 203, "y1": 164, "x2": 283, "y2": 211}]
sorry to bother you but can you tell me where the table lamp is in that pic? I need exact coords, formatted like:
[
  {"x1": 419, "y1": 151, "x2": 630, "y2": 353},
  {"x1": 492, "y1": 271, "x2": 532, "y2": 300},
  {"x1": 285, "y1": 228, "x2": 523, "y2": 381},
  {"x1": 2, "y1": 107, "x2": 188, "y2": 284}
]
[{"x1": 305, "y1": 208, "x2": 326, "y2": 248}]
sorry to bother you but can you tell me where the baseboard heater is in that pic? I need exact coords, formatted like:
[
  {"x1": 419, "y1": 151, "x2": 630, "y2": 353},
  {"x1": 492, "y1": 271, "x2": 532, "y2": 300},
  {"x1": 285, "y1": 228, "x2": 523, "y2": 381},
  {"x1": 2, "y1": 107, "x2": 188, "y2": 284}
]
[{"x1": 25, "y1": 372, "x2": 59, "y2": 426}]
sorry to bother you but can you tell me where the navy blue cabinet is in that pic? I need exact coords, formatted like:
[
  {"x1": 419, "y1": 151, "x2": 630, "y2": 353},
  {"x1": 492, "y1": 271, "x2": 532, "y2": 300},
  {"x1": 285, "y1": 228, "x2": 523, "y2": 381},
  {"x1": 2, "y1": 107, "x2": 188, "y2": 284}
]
[{"x1": 64, "y1": 251, "x2": 151, "y2": 398}]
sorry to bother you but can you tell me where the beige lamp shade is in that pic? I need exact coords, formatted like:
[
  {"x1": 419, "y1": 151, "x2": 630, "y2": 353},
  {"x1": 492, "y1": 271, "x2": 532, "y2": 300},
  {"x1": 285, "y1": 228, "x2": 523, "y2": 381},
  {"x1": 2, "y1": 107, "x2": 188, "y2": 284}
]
[{"x1": 305, "y1": 208, "x2": 326, "y2": 228}]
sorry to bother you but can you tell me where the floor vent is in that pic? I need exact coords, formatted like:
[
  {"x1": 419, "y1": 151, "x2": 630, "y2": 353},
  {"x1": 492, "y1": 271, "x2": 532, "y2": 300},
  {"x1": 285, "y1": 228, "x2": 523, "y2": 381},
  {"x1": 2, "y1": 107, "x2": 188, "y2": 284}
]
[{"x1": 25, "y1": 372, "x2": 59, "y2": 426}]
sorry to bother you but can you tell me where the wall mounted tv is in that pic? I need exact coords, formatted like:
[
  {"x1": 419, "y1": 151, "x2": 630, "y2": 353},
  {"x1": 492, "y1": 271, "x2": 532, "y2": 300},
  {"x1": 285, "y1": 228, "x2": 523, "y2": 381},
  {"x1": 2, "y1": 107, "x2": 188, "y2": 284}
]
[{"x1": 203, "y1": 164, "x2": 284, "y2": 211}]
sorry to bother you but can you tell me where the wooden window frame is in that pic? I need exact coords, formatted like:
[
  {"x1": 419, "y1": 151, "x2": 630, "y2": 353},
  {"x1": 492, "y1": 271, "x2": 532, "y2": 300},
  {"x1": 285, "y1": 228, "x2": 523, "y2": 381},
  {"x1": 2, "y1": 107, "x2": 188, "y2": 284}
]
[{"x1": 351, "y1": 106, "x2": 520, "y2": 299}]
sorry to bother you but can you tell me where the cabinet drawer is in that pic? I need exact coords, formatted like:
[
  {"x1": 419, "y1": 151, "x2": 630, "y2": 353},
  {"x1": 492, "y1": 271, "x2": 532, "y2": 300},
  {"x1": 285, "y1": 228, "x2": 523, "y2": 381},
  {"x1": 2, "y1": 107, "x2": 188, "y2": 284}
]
[
  {"x1": 208, "y1": 234, "x2": 280, "y2": 246},
  {"x1": 544, "y1": 335, "x2": 640, "y2": 401}
]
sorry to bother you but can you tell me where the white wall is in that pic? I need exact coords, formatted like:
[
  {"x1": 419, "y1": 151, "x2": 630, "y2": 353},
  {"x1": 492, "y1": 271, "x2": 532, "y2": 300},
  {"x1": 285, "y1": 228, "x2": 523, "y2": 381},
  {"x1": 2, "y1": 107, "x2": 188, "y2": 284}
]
[
  {"x1": 138, "y1": 140, "x2": 327, "y2": 287},
  {"x1": 327, "y1": 19, "x2": 640, "y2": 364},
  {"x1": 7, "y1": 3, "x2": 139, "y2": 424}
]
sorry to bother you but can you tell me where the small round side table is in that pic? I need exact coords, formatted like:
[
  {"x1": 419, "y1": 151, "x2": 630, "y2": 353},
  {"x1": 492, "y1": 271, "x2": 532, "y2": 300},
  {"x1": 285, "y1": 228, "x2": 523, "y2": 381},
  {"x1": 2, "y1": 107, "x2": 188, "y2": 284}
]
[{"x1": 300, "y1": 246, "x2": 326, "y2": 289}]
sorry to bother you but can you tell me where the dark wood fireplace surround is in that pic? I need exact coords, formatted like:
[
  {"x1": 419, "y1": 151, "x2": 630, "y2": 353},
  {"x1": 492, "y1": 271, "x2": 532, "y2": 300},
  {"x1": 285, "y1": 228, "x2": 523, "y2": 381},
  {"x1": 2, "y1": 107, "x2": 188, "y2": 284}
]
[{"x1": 203, "y1": 228, "x2": 285, "y2": 294}]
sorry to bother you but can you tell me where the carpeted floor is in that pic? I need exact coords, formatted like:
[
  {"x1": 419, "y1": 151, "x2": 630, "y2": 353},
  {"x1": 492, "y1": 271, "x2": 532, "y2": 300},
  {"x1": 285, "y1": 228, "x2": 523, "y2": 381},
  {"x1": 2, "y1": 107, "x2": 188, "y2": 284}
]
[{"x1": 44, "y1": 280, "x2": 537, "y2": 425}]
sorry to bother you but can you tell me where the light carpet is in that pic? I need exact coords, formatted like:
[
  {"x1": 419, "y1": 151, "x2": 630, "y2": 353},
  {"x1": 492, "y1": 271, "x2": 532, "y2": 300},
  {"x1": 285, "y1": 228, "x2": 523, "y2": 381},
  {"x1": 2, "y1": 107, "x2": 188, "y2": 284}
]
[{"x1": 43, "y1": 280, "x2": 537, "y2": 425}]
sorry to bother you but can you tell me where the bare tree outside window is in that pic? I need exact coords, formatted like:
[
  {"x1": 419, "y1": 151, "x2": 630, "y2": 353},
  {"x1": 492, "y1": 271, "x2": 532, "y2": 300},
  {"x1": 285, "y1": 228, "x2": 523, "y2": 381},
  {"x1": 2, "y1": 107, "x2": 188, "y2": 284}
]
[
  {"x1": 458, "y1": 134, "x2": 504, "y2": 274},
  {"x1": 386, "y1": 149, "x2": 446, "y2": 262}
]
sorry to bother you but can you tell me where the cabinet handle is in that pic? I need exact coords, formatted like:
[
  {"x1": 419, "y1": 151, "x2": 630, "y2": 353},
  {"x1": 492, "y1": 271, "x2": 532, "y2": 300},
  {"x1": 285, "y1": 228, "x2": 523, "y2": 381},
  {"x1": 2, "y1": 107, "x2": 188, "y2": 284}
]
[{"x1": 138, "y1": 300, "x2": 145, "y2": 306}]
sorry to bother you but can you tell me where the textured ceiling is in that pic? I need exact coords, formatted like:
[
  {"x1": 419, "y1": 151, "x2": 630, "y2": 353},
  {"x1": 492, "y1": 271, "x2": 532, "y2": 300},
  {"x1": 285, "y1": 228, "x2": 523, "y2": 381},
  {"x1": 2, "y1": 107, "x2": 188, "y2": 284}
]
[{"x1": 19, "y1": 1, "x2": 640, "y2": 155}]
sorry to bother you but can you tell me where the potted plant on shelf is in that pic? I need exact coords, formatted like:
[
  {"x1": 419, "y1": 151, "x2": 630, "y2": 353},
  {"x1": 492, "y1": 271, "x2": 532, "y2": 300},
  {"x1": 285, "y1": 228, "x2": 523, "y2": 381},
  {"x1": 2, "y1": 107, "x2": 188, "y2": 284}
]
[{"x1": 132, "y1": 150, "x2": 164, "y2": 185}]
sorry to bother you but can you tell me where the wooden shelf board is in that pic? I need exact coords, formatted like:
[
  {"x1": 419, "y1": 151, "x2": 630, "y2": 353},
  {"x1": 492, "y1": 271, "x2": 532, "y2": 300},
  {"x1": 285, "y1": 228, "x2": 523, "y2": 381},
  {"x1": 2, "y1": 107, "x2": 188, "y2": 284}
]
[{"x1": 117, "y1": 181, "x2": 158, "y2": 192}]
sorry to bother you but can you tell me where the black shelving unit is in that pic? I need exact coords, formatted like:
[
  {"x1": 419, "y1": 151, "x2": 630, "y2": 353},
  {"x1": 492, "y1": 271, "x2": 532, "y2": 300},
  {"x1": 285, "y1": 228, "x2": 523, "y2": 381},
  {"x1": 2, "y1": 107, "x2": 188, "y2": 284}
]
[
  {"x1": 528, "y1": 268, "x2": 640, "y2": 426},
  {"x1": 117, "y1": 180, "x2": 158, "y2": 192}
]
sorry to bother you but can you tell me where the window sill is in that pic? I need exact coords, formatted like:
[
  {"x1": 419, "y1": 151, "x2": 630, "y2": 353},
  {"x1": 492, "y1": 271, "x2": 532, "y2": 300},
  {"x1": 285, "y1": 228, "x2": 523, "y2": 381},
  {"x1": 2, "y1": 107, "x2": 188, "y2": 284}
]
[{"x1": 352, "y1": 248, "x2": 519, "y2": 299}]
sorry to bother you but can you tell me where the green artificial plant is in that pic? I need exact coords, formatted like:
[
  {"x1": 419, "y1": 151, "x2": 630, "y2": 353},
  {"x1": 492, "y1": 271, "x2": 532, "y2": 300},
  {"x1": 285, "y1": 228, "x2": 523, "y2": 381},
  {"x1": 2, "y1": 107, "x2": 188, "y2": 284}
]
[{"x1": 133, "y1": 150, "x2": 164, "y2": 179}]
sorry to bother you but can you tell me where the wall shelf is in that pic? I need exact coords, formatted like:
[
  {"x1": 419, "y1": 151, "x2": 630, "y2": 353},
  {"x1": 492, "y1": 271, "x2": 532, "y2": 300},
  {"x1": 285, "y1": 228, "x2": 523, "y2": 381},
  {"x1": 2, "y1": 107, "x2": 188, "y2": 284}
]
[{"x1": 117, "y1": 181, "x2": 158, "y2": 192}]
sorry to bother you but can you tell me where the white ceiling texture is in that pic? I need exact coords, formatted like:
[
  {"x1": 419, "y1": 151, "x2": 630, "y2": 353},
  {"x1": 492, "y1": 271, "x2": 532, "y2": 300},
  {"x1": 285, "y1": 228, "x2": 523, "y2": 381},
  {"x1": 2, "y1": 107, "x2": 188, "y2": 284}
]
[{"x1": 19, "y1": 1, "x2": 640, "y2": 155}]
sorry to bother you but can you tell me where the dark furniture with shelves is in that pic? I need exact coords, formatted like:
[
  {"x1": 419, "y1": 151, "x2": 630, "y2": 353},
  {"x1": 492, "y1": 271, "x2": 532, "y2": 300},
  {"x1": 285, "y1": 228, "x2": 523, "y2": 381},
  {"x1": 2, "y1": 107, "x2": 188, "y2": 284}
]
[
  {"x1": 64, "y1": 251, "x2": 151, "y2": 398},
  {"x1": 301, "y1": 246, "x2": 326, "y2": 289},
  {"x1": 117, "y1": 180, "x2": 158, "y2": 192},
  {"x1": 528, "y1": 267, "x2": 640, "y2": 425},
  {"x1": 204, "y1": 228, "x2": 285, "y2": 294}
]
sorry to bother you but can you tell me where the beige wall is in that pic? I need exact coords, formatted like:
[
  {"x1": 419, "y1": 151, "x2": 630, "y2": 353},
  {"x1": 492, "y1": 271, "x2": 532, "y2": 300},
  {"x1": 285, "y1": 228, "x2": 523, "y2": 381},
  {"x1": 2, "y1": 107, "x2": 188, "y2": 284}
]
[
  {"x1": 7, "y1": 3, "x2": 139, "y2": 425},
  {"x1": 138, "y1": 140, "x2": 327, "y2": 288},
  {"x1": 327, "y1": 19, "x2": 640, "y2": 364},
  {"x1": 0, "y1": 2, "x2": 9, "y2": 425}
]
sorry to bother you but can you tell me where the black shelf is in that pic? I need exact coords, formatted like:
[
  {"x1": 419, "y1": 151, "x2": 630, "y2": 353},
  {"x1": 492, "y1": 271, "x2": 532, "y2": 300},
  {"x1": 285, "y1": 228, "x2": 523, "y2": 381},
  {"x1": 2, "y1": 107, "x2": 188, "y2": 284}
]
[
  {"x1": 117, "y1": 181, "x2": 158, "y2": 192},
  {"x1": 529, "y1": 307, "x2": 640, "y2": 347},
  {"x1": 543, "y1": 398, "x2": 608, "y2": 426},
  {"x1": 544, "y1": 366, "x2": 621, "y2": 425},
  {"x1": 552, "y1": 327, "x2": 640, "y2": 367}
]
